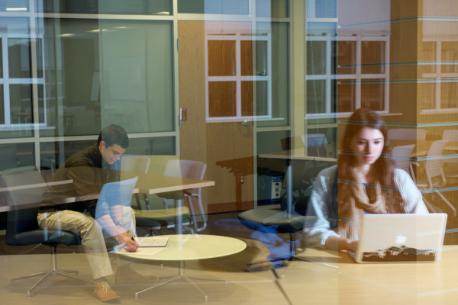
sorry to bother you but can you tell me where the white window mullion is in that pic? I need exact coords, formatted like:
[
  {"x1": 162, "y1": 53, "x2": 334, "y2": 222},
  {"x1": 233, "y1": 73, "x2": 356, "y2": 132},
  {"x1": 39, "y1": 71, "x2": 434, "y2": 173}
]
[
  {"x1": 325, "y1": 35, "x2": 332, "y2": 113},
  {"x1": 236, "y1": 35, "x2": 242, "y2": 117},
  {"x1": 436, "y1": 40, "x2": 442, "y2": 110},
  {"x1": 355, "y1": 36, "x2": 362, "y2": 109},
  {"x1": 2, "y1": 34, "x2": 11, "y2": 125}
]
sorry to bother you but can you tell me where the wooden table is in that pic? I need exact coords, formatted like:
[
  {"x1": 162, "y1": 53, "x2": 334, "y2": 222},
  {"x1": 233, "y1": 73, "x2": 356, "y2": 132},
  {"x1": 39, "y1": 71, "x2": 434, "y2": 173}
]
[
  {"x1": 287, "y1": 245, "x2": 458, "y2": 305},
  {"x1": 117, "y1": 234, "x2": 246, "y2": 300}
]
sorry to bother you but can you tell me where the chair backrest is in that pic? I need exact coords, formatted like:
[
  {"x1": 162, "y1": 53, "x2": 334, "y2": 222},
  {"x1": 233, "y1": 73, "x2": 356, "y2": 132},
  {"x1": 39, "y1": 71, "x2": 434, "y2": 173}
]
[
  {"x1": 387, "y1": 128, "x2": 426, "y2": 141},
  {"x1": 121, "y1": 155, "x2": 151, "y2": 174},
  {"x1": 163, "y1": 160, "x2": 207, "y2": 232},
  {"x1": 96, "y1": 177, "x2": 138, "y2": 210},
  {"x1": 391, "y1": 144, "x2": 415, "y2": 174},
  {"x1": 425, "y1": 140, "x2": 448, "y2": 186},
  {"x1": 442, "y1": 130, "x2": 458, "y2": 141},
  {"x1": 164, "y1": 160, "x2": 206, "y2": 180}
]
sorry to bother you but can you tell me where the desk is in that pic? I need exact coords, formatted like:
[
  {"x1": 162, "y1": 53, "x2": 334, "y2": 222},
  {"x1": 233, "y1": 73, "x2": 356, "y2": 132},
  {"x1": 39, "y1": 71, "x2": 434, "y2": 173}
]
[
  {"x1": 259, "y1": 150, "x2": 335, "y2": 216},
  {"x1": 117, "y1": 234, "x2": 246, "y2": 300},
  {"x1": 286, "y1": 245, "x2": 458, "y2": 305},
  {"x1": 125, "y1": 173, "x2": 215, "y2": 233}
]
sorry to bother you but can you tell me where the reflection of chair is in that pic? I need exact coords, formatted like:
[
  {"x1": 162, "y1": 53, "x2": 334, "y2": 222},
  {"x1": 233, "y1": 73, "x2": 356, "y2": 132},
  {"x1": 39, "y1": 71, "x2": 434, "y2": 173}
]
[
  {"x1": 442, "y1": 130, "x2": 458, "y2": 141},
  {"x1": 413, "y1": 140, "x2": 457, "y2": 216},
  {"x1": 301, "y1": 133, "x2": 328, "y2": 157},
  {"x1": 95, "y1": 177, "x2": 138, "y2": 238},
  {"x1": 2, "y1": 172, "x2": 84, "y2": 297},
  {"x1": 391, "y1": 144, "x2": 415, "y2": 173},
  {"x1": 135, "y1": 160, "x2": 208, "y2": 233},
  {"x1": 387, "y1": 128, "x2": 426, "y2": 141},
  {"x1": 120, "y1": 155, "x2": 151, "y2": 210}
]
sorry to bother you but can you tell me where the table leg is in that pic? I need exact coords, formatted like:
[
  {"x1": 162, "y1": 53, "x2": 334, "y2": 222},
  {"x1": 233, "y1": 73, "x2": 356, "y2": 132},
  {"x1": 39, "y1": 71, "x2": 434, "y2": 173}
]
[{"x1": 176, "y1": 198, "x2": 183, "y2": 234}]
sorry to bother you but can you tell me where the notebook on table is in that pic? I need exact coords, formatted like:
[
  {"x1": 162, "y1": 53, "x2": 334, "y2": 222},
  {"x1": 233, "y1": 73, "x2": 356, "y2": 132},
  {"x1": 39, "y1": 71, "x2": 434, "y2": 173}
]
[
  {"x1": 136, "y1": 236, "x2": 169, "y2": 248},
  {"x1": 350, "y1": 213, "x2": 447, "y2": 263}
]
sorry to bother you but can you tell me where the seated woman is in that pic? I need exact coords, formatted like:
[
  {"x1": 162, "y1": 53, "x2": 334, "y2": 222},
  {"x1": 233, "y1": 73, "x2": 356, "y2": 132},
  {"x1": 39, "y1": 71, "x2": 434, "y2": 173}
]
[{"x1": 304, "y1": 108, "x2": 428, "y2": 251}]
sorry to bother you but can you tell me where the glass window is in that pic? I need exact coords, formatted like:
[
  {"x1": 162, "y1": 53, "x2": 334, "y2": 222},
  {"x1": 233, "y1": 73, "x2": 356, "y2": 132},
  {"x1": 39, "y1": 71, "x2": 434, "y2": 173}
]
[
  {"x1": 441, "y1": 80, "x2": 458, "y2": 108},
  {"x1": 306, "y1": 80, "x2": 326, "y2": 113},
  {"x1": 208, "y1": 40, "x2": 236, "y2": 76},
  {"x1": 361, "y1": 79, "x2": 385, "y2": 111},
  {"x1": 242, "y1": 80, "x2": 269, "y2": 116},
  {"x1": 128, "y1": 137, "x2": 175, "y2": 155},
  {"x1": 10, "y1": 84, "x2": 33, "y2": 124},
  {"x1": 241, "y1": 40, "x2": 268, "y2": 76},
  {"x1": 0, "y1": 143, "x2": 34, "y2": 171},
  {"x1": 333, "y1": 40, "x2": 356, "y2": 74},
  {"x1": 420, "y1": 41, "x2": 436, "y2": 74},
  {"x1": 0, "y1": 85, "x2": 3, "y2": 124},
  {"x1": 441, "y1": 41, "x2": 458, "y2": 74},
  {"x1": 40, "y1": 0, "x2": 172, "y2": 15},
  {"x1": 255, "y1": 0, "x2": 289, "y2": 18},
  {"x1": 361, "y1": 41, "x2": 385, "y2": 74},
  {"x1": 0, "y1": 0, "x2": 29, "y2": 13},
  {"x1": 334, "y1": 79, "x2": 355, "y2": 113},
  {"x1": 418, "y1": 81, "x2": 436, "y2": 110},
  {"x1": 208, "y1": 81, "x2": 237, "y2": 117},
  {"x1": 8, "y1": 38, "x2": 31, "y2": 78},
  {"x1": 42, "y1": 19, "x2": 175, "y2": 136},
  {"x1": 178, "y1": 0, "x2": 250, "y2": 15},
  {"x1": 307, "y1": 41, "x2": 326, "y2": 75}
]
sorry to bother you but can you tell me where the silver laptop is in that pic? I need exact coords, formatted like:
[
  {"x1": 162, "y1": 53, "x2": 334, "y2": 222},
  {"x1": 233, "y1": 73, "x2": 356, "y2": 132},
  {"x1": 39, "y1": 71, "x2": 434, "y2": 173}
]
[{"x1": 351, "y1": 214, "x2": 447, "y2": 263}]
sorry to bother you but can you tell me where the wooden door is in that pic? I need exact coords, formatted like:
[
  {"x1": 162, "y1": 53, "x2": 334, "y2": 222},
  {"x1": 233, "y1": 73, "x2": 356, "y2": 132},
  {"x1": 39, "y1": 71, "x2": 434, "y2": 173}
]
[{"x1": 178, "y1": 20, "x2": 255, "y2": 213}]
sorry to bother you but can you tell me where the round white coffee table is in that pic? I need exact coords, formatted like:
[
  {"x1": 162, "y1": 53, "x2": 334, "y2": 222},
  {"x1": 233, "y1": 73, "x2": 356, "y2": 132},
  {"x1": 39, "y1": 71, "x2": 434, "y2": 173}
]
[{"x1": 117, "y1": 234, "x2": 246, "y2": 300}]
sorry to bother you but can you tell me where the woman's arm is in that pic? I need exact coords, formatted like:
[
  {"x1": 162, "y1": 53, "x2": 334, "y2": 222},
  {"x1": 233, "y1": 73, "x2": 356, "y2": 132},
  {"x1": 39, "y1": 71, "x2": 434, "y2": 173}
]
[{"x1": 394, "y1": 169, "x2": 429, "y2": 214}]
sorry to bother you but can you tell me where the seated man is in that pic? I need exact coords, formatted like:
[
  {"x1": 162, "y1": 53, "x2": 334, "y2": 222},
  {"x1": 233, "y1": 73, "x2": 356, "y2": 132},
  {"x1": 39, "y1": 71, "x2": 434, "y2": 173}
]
[{"x1": 37, "y1": 124, "x2": 138, "y2": 302}]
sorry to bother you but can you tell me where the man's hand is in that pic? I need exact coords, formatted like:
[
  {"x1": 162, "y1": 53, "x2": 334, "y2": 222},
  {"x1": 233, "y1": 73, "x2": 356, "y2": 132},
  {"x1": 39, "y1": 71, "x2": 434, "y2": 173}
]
[{"x1": 115, "y1": 232, "x2": 138, "y2": 252}]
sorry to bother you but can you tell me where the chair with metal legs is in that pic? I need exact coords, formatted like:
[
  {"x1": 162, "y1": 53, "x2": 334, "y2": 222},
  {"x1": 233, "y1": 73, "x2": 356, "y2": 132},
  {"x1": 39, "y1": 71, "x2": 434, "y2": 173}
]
[{"x1": 6, "y1": 207, "x2": 84, "y2": 297}]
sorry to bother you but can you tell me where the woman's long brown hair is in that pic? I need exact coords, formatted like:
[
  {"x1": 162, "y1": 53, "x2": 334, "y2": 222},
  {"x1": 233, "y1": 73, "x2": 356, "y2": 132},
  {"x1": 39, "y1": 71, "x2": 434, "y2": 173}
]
[{"x1": 337, "y1": 108, "x2": 403, "y2": 213}]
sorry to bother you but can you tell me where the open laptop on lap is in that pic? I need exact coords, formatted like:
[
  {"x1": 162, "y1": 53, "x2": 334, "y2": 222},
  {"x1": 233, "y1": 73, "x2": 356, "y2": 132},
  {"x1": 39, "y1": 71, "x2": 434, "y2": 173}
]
[{"x1": 350, "y1": 214, "x2": 447, "y2": 263}]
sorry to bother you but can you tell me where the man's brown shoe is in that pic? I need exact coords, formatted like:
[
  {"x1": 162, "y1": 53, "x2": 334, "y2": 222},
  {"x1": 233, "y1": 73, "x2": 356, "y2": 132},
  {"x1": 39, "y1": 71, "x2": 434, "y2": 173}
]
[{"x1": 94, "y1": 280, "x2": 120, "y2": 302}]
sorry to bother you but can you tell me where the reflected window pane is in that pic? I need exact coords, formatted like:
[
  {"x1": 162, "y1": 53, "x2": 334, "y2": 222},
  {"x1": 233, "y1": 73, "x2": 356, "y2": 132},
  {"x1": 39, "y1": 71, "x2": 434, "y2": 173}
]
[
  {"x1": 0, "y1": 85, "x2": 3, "y2": 124},
  {"x1": 209, "y1": 81, "x2": 236, "y2": 117},
  {"x1": 362, "y1": 41, "x2": 385, "y2": 74},
  {"x1": 306, "y1": 80, "x2": 326, "y2": 113},
  {"x1": 42, "y1": 19, "x2": 174, "y2": 136},
  {"x1": 420, "y1": 41, "x2": 436, "y2": 74},
  {"x1": 178, "y1": 0, "x2": 249, "y2": 15},
  {"x1": 256, "y1": 0, "x2": 289, "y2": 18},
  {"x1": 307, "y1": 41, "x2": 326, "y2": 75},
  {"x1": 441, "y1": 41, "x2": 458, "y2": 74},
  {"x1": 242, "y1": 81, "x2": 269, "y2": 116},
  {"x1": 0, "y1": 38, "x2": 2, "y2": 77},
  {"x1": 0, "y1": 143, "x2": 34, "y2": 171},
  {"x1": 128, "y1": 137, "x2": 175, "y2": 155},
  {"x1": 8, "y1": 38, "x2": 31, "y2": 78},
  {"x1": 208, "y1": 40, "x2": 236, "y2": 76},
  {"x1": 441, "y1": 80, "x2": 458, "y2": 108},
  {"x1": 241, "y1": 40, "x2": 268, "y2": 76},
  {"x1": 41, "y1": 0, "x2": 172, "y2": 15},
  {"x1": 333, "y1": 40, "x2": 356, "y2": 74},
  {"x1": 418, "y1": 81, "x2": 435, "y2": 110},
  {"x1": 10, "y1": 84, "x2": 32, "y2": 124},
  {"x1": 333, "y1": 79, "x2": 355, "y2": 113},
  {"x1": 0, "y1": 0, "x2": 29, "y2": 12},
  {"x1": 361, "y1": 79, "x2": 385, "y2": 111},
  {"x1": 316, "y1": 0, "x2": 336, "y2": 18}
]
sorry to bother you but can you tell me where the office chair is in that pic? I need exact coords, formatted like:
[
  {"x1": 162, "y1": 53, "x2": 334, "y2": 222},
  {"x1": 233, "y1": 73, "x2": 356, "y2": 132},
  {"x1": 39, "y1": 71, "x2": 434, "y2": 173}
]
[
  {"x1": 412, "y1": 140, "x2": 457, "y2": 216},
  {"x1": 135, "y1": 159, "x2": 207, "y2": 233},
  {"x1": 2, "y1": 172, "x2": 84, "y2": 297},
  {"x1": 238, "y1": 205, "x2": 308, "y2": 262},
  {"x1": 391, "y1": 144, "x2": 415, "y2": 173}
]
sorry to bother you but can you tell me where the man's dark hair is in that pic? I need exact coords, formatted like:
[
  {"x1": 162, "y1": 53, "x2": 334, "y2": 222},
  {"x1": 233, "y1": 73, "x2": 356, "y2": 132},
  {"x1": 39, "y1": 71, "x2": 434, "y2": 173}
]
[{"x1": 97, "y1": 124, "x2": 129, "y2": 149}]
